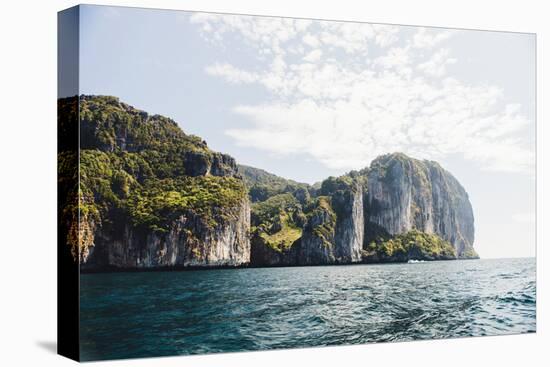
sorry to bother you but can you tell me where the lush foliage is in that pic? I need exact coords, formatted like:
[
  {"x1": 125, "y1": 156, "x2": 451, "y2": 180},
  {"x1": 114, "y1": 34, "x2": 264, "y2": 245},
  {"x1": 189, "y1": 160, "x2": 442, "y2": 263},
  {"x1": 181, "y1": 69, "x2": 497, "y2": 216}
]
[
  {"x1": 78, "y1": 95, "x2": 237, "y2": 179},
  {"x1": 244, "y1": 167, "x2": 317, "y2": 253},
  {"x1": 251, "y1": 193, "x2": 299, "y2": 223},
  {"x1": 309, "y1": 196, "x2": 337, "y2": 247},
  {"x1": 127, "y1": 176, "x2": 246, "y2": 232},
  {"x1": 318, "y1": 174, "x2": 364, "y2": 217},
  {"x1": 59, "y1": 96, "x2": 473, "y2": 264},
  {"x1": 250, "y1": 173, "x2": 361, "y2": 252},
  {"x1": 239, "y1": 164, "x2": 312, "y2": 203},
  {"x1": 79, "y1": 95, "x2": 206, "y2": 154},
  {"x1": 258, "y1": 213, "x2": 303, "y2": 252},
  {"x1": 251, "y1": 193, "x2": 305, "y2": 252},
  {"x1": 78, "y1": 149, "x2": 247, "y2": 233},
  {"x1": 318, "y1": 175, "x2": 355, "y2": 196},
  {"x1": 367, "y1": 229, "x2": 457, "y2": 260},
  {"x1": 60, "y1": 96, "x2": 247, "y2": 238}
]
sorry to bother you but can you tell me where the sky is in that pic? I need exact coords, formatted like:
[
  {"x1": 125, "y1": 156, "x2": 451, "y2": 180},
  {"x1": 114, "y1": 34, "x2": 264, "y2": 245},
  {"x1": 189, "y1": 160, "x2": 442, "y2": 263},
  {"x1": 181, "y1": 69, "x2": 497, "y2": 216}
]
[{"x1": 78, "y1": 5, "x2": 536, "y2": 259}]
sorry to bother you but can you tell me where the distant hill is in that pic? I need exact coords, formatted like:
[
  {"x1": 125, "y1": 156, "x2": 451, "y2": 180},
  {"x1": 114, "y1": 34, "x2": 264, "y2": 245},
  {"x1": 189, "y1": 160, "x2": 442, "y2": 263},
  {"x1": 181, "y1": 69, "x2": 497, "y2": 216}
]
[{"x1": 238, "y1": 164, "x2": 313, "y2": 203}]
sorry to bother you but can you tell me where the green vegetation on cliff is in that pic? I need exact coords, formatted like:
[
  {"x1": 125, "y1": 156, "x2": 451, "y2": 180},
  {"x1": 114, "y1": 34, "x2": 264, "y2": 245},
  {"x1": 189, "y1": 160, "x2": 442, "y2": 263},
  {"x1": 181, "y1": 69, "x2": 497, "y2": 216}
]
[
  {"x1": 365, "y1": 229, "x2": 457, "y2": 262},
  {"x1": 248, "y1": 174, "x2": 357, "y2": 253},
  {"x1": 59, "y1": 96, "x2": 248, "y2": 259},
  {"x1": 59, "y1": 96, "x2": 478, "y2": 266},
  {"x1": 318, "y1": 174, "x2": 365, "y2": 217},
  {"x1": 239, "y1": 164, "x2": 312, "y2": 203},
  {"x1": 243, "y1": 167, "x2": 318, "y2": 254},
  {"x1": 309, "y1": 196, "x2": 337, "y2": 248},
  {"x1": 126, "y1": 176, "x2": 246, "y2": 232},
  {"x1": 80, "y1": 96, "x2": 205, "y2": 177},
  {"x1": 258, "y1": 214, "x2": 303, "y2": 252},
  {"x1": 251, "y1": 193, "x2": 304, "y2": 252}
]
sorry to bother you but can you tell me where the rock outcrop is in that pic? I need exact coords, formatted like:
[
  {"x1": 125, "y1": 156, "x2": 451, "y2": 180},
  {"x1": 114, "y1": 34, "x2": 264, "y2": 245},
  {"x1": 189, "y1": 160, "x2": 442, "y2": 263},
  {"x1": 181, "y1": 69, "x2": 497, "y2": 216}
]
[
  {"x1": 296, "y1": 197, "x2": 338, "y2": 265},
  {"x1": 250, "y1": 235, "x2": 299, "y2": 267},
  {"x1": 63, "y1": 95, "x2": 252, "y2": 270},
  {"x1": 184, "y1": 151, "x2": 239, "y2": 177},
  {"x1": 81, "y1": 198, "x2": 250, "y2": 270},
  {"x1": 249, "y1": 182, "x2": 364, "y2": 267},
  {"x1": 60, "y1": 96, "x2": 478, "y2": 271},
  {"x1": 332, "y1": 182, "x2": 364, "y2": 263},
  {"x1": 366, "y1": 153, "x2": 476, "y2": 258},
  {"x1": 294, "y1": 180, "x2": 364, "y2": 265}
]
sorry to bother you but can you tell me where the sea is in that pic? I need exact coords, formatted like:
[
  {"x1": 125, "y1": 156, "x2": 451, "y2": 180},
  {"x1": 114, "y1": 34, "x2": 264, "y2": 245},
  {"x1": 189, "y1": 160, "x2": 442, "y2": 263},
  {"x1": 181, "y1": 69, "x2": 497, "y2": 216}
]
[{"x1": 79, "y1": 257, "x2": 536, "y2": 361}]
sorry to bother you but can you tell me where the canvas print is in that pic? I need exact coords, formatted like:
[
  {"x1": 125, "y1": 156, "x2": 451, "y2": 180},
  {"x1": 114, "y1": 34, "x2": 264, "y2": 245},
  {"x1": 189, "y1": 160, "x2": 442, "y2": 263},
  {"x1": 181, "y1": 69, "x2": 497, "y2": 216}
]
[{"x1": 57, "y1": 5, "x2": 536, "y2": 362}]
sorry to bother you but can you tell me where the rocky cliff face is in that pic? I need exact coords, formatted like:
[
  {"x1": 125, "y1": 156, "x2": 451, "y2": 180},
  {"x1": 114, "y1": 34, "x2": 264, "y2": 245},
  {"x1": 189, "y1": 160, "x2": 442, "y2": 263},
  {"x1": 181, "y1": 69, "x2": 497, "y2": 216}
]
[
  {"x1": 294, "y1": 181, "x2": 364, "y2": 266},
  {"x1": 82, "y1": 198, "x2": 250, "y2": 269},
  {"x1": 332, "y1": 183, "x2": 364, "y2": 263},
  {"x1": 64, "y1": 95, "x2": 251, "y2": 270},
  {"x1": 296, "y1": 197, "x2": 338, "y2": 265},
  {"x1": 183, "y1": 150, "x2": 239, "y2": 177},
  {"x1": 249, "y1": 183, "x2": 364, "y2": 267},
  {"x1": 366, "y1": 153, "x2": 476, "y2": 258},
  {"x1": 250, "y1": 235, "x2": 299, "y2": 267},
  {"x1": 61, "y1": 96, "x2": 477, "y2": 271}
]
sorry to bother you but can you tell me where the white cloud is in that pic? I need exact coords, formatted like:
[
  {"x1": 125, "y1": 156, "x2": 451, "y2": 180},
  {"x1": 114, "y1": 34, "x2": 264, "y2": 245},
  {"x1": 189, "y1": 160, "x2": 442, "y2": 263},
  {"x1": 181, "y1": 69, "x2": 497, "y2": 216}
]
[
  {"x1": 302, "y1": 33, "x2": 320, "y2": 48},
  {"x1": 205, "y1": 63, "x2": 258, "y2": 83},
  {"x1": 413, "y1": 27, "x2": 453, "y2": 48},
  {"x1": 372, "y1": 24, "x2": 400, "y2": 47},
  {"x1": 374, "y1": 46, "x2": 412, "y2": 70},
  {"x1": 417, "y1": 48, "x2": 457, "y2": 77},
  {"x1": 189, "y1": 13, "x2": 312, "y2": 58},
  {"x1": 189, "y1": 14, "x2": 534, "y2": 175},
  {"x1": 303, "y1": 49, "x2": 323, "y2": 62}
]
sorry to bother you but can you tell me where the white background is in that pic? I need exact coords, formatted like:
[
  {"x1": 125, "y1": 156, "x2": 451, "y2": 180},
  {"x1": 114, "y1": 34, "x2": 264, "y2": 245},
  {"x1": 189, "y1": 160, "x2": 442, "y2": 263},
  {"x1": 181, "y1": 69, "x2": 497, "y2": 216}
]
[{"x1": 0, "y1": 0, "x2": 547, "y2": 366}]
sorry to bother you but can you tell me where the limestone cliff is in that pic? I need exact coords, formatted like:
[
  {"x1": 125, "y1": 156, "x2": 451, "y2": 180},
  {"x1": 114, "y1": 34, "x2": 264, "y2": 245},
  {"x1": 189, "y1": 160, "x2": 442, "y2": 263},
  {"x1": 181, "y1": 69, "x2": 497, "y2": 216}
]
[
  {"x1": 366, "y1": 153, "x2": 476, "y2": 258},
  {"x1": 297, "y1": 177, "x2": 365, "y2": 265},
  {"x1": 250, "y1": 235, "x2": 299, "y2": 267},
  {"x1": 296, "y1": 197, "x2": 338, "y2": 265},
  {"x1": 331, "y1": 181, "x2": 364, "y2": 263},
  {"x1": 59, "y1": 95, "x2": 478, "y2": 271},
  {"x1": 60, "y1": 95, "x2": 251, "y2": 269},
  {"x1": 82, "y1": 198, "x2": 250, "y2": 269}
]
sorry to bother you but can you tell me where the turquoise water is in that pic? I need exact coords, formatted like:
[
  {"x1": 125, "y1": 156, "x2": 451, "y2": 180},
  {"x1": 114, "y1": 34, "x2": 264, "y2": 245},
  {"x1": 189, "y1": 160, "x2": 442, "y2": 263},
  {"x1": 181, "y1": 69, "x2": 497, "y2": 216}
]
[{"x1": 80, "y1": 258, "x2": 536, "y2": 361}]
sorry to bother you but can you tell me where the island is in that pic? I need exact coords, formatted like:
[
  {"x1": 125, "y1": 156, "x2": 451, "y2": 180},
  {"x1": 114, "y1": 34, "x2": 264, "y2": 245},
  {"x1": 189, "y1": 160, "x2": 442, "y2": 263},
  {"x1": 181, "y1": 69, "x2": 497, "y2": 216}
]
[{"x1": 58, "y1": 95, "x2": 478, "y2": 272}]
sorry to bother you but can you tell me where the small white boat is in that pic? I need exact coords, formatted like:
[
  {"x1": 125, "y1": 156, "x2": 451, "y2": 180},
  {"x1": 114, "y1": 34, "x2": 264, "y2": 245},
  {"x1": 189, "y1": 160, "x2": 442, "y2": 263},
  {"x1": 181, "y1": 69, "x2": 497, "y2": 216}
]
[{"x1": 407, "y1": 259, "x2": 426, "y2": 264}]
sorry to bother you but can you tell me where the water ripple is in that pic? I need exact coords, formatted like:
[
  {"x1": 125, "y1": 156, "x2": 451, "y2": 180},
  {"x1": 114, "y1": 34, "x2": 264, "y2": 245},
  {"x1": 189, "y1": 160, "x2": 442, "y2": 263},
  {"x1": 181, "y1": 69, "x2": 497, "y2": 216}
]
[{"x1": 80, "y1": 258, "x2": 536, "y2": 361}]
